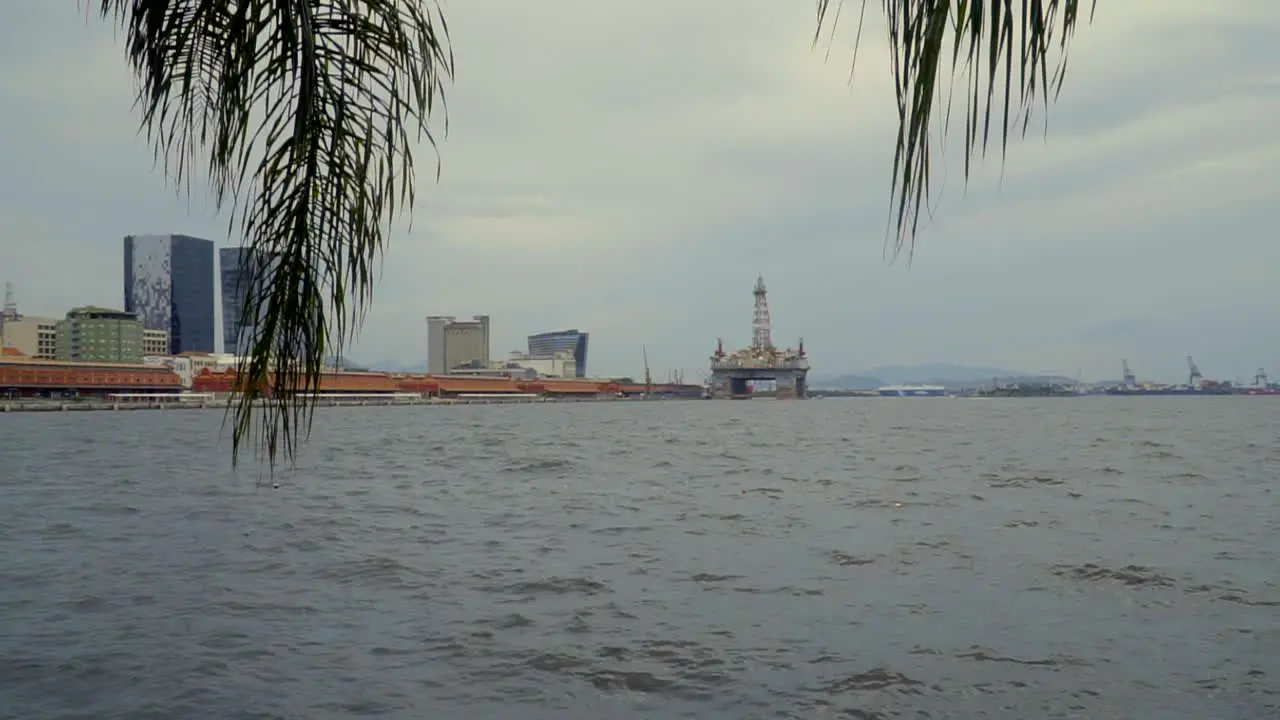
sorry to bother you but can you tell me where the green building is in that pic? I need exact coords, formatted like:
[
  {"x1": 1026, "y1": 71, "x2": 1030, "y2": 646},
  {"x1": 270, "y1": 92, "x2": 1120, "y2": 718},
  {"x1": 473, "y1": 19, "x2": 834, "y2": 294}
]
[{"x1": 56, "y1": 306, "x2": 145, "y2": 363}]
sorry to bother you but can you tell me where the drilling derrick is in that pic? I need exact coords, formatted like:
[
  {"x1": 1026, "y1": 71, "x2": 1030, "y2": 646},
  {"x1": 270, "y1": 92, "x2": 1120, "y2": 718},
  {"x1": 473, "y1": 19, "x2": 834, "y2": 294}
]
[
  {"x1": 751, "y1": 274, "x2": 772, "y2": 351},
  {"x1": 707, "y1": 275, "x2": 809, "y2": 399}
]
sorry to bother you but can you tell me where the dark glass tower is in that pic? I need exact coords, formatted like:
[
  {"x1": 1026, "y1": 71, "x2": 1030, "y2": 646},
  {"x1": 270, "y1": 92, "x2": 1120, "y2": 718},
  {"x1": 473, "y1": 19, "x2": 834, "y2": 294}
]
[
  {"x1": 123, "y1": 234, "x2": 216, "y2": 354},
  {"x1": 527, "y1": 329, "x2": 590, "y2": 378},
  {"x1": 219, "y1": 246, "x2": 279, "y2": 356}
]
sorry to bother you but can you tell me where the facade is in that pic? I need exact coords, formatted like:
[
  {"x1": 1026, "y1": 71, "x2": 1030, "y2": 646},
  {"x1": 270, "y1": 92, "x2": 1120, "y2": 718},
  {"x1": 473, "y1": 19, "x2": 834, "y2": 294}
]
[
  {"x1": 0, "y1": 315, "x2": 58, "y2": 359},
  {"x1": 55, "y1": 306, "x2": 145, "y2": 364},
  {"x1": 142, "y1": 329, "x2": 169, "y2": 357},
  {"x1": 0, "y1": 357, "x2": 184, "y2": 398},
  {"x1": 427, "y1": 314, "x2": 490, "y2": 373},
  {"x1": 123, "y1": 234, "x2": 216, "y2": 355},
  {"x1": 527, "y1": 329, "x2": 589, "y2": 378},
  {"x1": 499, "y1": 350, "x2": 576, "y2": 378},
  {"x1": 144, "y1": 352, "x2": 240, "y2": 388},
  {"x1": 219, "y1": 246, "x2": 280, "y2": 355}
]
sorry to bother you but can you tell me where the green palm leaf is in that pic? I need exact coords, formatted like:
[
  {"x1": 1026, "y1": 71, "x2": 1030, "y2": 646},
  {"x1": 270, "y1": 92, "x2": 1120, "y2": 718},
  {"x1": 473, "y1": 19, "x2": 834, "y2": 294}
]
[
  {"x1": 98, "y1": 0, "x2": 452, "y2": 467},
  {"x1": 816, "y1": 0, "x2": 1095, "y2": 260},
  {"x1": 99, "y1": 1, "x2": 1092, "y2": 466}
]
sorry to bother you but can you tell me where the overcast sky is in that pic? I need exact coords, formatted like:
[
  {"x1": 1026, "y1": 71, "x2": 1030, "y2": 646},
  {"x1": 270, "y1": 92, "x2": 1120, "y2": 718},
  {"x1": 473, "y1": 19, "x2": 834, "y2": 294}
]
[{"x1": 2, "y1": 1, "x2": 1276, "y2": 383}]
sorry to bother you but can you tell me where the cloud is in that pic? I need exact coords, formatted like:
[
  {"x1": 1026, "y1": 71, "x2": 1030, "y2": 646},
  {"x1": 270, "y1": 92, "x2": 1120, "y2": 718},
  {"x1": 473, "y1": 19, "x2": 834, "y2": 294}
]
[{"x1": 1, "y1": 1, "x2": 1276, "y2": 382}]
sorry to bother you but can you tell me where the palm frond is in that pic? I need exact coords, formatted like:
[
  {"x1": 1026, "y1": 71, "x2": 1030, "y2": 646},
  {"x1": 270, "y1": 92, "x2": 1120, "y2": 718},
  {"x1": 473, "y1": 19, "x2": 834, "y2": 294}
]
[
  {"x1": 816, "y1": 0, "x2": 1096, "y2": 260},
  {"x1": 98, "y1": 0, "x2": 452, "y2": 468}
]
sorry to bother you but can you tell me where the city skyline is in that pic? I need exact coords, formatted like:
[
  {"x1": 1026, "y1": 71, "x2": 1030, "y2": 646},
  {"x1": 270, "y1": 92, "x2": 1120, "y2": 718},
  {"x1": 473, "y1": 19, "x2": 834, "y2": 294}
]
[{"x1": 1, "y1": 2, "x2": 1276, "y2": 383}]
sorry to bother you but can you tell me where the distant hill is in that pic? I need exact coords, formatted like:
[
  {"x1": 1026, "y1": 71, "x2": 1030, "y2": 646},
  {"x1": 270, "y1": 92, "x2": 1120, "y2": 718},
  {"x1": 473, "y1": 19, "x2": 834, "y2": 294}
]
[
  {"x1": 367, "y1": 359, "x2": 427, "y2": 373},
  {"x1": 942, "y1": 374, "x2": 1078, "y2": 390},
  {"x1": 860, "y1": 363, "x2": 1025, "y2": 384},
  {"x1": 810, "y1": 374, "x2": 885, "y2": 389},
  {"x1": 814, "y1": 364, "x2": 1083, "y2": 390}
]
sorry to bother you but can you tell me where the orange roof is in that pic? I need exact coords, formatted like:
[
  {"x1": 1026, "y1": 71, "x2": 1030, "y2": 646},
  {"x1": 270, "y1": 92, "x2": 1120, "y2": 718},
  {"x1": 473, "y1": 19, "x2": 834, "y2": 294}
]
[
  {"x1": 540, "y1": 381, "x2": 603, "y2": 394},
  {"x1": 1, "y1": 347, "x2": 26, "y2": 357},
  {"x1": 435, "y1": 378, "x2": 521, "y2": 393}
]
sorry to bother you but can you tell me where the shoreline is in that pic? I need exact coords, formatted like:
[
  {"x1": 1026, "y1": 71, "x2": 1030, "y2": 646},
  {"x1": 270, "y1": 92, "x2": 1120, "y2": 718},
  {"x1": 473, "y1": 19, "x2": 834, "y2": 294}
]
[{"x1": 0, "y1": 395, "x2": 703, "y2": 413}]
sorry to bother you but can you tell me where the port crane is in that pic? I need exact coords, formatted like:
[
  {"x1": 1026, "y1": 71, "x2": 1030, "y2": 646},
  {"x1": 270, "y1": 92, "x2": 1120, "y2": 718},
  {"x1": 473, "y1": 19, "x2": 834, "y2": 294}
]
[
  {"x1": 1187, "y1": 356, "x2": 1202, "y2": 389},
  {"x1": 1256, "y1": 368, "x2": 1270, "y2": 387},
  {"x1": 1121, "y1": 359, "x2": 1136, "y2": 387},
  {"x1": 642, "y1": 345, "x2": 652, "y2": 398}
]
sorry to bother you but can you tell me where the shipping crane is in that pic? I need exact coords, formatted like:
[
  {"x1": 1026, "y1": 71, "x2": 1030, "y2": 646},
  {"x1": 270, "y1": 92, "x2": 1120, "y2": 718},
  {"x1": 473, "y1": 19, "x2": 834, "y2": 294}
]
[
  {"x1": 1122, "y1": 359, "x2": 1136, "y2": 387},
  {"x1": 1187, "y1": 355, "x2": 1202, "y2": 389},
  {"x1": 642, "y1": 345, "x2": 652, "y2": 398}
]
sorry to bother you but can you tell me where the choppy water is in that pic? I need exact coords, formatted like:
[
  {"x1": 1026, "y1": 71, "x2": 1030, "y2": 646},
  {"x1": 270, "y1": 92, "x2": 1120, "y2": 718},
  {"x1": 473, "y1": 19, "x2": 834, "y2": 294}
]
[{"x1": 2, "y1": 398, "x2": 1278, "y2": 719}]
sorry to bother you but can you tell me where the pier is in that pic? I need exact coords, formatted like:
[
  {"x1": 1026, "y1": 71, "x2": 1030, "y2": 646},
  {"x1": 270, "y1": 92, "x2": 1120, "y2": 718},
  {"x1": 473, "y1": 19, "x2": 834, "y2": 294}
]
[{"x1": 708, "y1": 275, "x2": 810, "y2": 399}]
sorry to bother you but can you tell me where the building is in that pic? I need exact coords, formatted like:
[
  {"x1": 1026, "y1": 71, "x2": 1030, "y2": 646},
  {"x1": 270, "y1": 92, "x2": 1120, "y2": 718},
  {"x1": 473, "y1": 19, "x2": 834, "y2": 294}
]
[
  {"x1": 527, "y1": 329, "x2": 589, "y2": 378},
  {"x1": 142, "y1": 328, "x2": 170, "y2": 357},
  {"x1": 0, "y1": 282, "x2": 57, "y2": 360},
  {"x1": 219, "y1": 246, "x2": 280, "y2": 355},
  {"x1": 123, "y1": 233, "x2": 216, "y2": 355},
  {"x1": 0, "y1": 357, "x2": 184, "y2": 398},
  {"x1": 426, "y1": 315, "x2": 490, "y2": 374},
  {"x1": 1, "y1": 315, "x2": 57, "y2": 360},
  {"x1": 144, "y1": 351, "x2": 240, "y2": 388},
  {"x1": 497, "y1": 350, "x2": 577, "y2": 378},
  {"x1": 55, "y1": 306, "x2": 146, "y2": 363}
]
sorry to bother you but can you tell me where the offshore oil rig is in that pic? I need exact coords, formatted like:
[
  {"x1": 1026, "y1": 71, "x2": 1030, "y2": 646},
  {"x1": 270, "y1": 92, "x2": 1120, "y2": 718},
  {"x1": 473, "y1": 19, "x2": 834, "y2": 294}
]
[{"x1": 708, "y1": 275, "x2": 809, "y2": 399}]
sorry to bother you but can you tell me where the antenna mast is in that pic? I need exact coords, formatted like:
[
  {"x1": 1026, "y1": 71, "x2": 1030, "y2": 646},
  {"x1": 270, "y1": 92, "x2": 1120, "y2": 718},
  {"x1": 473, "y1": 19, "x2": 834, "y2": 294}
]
[{"x1": 751, "y1": 274, "x2": 772, "y2": 351}]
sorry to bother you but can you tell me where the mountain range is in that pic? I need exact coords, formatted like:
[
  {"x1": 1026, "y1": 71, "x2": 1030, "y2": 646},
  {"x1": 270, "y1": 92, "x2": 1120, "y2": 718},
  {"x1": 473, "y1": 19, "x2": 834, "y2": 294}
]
[{"x1": 812, "y1": 363, "x2": 1076, "y2": 389}]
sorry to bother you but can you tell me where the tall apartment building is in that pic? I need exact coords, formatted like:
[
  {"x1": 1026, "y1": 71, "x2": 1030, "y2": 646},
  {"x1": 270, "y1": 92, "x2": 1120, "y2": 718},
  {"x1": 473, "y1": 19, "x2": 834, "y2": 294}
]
[
  {"x1": 123, "y1": 233, "x2": 216, "y2": 355},
  {"x1": 55, "y1": 306, "x2": 145, "y2": 364},
  {"x1": 219, "y1": 246, "x2": 280, "y2": 355},
  {"x1": 426, "y1": 315, "x2": 490, "y2": 374},
  {"x1": 527, "y1": 329, "x2": 590, "y2": 378}
]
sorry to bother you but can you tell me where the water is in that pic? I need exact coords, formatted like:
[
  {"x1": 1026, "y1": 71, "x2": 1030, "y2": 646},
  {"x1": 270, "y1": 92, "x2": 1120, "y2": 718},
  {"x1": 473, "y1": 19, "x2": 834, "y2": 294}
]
[{"x1": 2, "y1": 398, "x2": 1277, "y2": 719}]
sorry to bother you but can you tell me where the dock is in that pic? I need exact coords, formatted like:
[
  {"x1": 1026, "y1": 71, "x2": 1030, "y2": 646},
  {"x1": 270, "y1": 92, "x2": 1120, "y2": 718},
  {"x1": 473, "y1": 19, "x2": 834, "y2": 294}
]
[{"x1": 0, "y1": 394, "x2": 695, "y2": 413}]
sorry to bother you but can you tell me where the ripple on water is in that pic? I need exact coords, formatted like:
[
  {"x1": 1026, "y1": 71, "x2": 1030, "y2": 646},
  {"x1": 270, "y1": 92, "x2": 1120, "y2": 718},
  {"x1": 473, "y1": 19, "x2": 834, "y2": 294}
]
[{"x1": 1, "y1": 399, "x2": 1278, "y2": 719}]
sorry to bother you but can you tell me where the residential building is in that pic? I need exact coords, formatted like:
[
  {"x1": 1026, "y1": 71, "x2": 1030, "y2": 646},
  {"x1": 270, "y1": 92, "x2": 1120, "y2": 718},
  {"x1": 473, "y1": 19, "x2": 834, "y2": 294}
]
[
  {"x1": 219, "y1": 246, "x2": 280, "y2": 355},
  {"x1": 55, "y1": 306, "x2": 145, "y2": 363},
  {"x1": 1, "y1": 315, "x2": 57, "y2": 360},
  {"x1": 427, "y1": 314, "x2": 490, "y2": 373},
  {"x1": 123, "y1": 233, "x2": 216, "y2": 354},
  {"x1": 142, "y1": 329, "x2": 170, "y2": 357},
  {"x1": 527, "y1": 329, "x2": 590, "y2": 378}
]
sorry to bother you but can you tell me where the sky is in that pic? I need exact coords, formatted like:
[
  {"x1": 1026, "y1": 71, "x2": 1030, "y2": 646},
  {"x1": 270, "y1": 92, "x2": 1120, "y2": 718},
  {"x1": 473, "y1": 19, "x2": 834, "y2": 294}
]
[{"x1": 1, "y1": 1, "x2": 1277, "y2": 384}]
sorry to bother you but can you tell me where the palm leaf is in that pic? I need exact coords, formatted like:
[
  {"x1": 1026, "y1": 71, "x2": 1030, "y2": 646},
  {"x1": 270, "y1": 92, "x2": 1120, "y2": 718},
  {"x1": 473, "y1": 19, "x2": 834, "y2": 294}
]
[
  {"x1": 98, "y1": 0, "x2": 452, "y2": 468},
  {"x1": 816, "y1": 0, "x2": 1096, "y2": 261},
  {"x1": 98, "y1": 0, "x2": 1094, "y2": 467}
]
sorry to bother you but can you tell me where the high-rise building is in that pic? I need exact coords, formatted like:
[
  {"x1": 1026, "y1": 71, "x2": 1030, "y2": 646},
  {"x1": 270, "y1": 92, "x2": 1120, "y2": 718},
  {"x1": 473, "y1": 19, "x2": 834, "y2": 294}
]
[
  {"x1": 123, "y1": 234, "x2": 216, "y2": 354},
  {"x1": 426, "y1": 315, "x2": 490, "y2": 374},
  {"x1": 219, "y1": 246, "x2": 280, "y2": 355},
  {"x1": 527, "y1": 329, "x2": 589, "y2": 378},
  {"x1": 55, "y1": 306, "x2": 145, "y2": 364}
]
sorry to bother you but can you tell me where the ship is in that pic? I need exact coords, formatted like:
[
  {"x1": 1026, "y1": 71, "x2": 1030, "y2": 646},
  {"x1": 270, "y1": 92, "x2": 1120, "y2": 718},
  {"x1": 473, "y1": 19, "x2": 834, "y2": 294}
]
[
  {"x1": 1105, "y1": 384, "x2": 1234, "y2": 396},
  {"x1": 877, "y1": 384, "x2": 948, "y2": 397}
]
